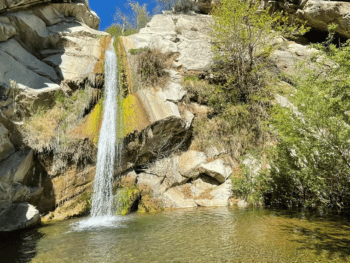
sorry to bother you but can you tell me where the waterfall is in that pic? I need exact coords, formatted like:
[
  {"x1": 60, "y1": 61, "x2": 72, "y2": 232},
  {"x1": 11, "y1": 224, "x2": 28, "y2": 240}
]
[{"x1": 90, "y1": 39, "x2": 118, "y2": 217}]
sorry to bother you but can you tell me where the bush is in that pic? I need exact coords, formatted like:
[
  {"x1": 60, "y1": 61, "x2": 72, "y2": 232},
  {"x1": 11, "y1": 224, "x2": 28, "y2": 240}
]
[
  {"x1": 268, "y1": 26, "x2": 350, "y2": 209},
  {"x1": 135, "y1": 48, "x2": 172, "y2": 87},
  {"x1": 176, "y1": 0, "x2": 308, "y2": 204}
]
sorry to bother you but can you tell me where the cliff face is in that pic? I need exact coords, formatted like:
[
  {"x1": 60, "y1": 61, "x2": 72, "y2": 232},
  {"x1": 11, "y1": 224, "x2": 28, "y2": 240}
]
[
  {"x1": 0, "y1": 0, "x2": 109, "y2": 223},
  {"x1": 1, "y1": 0, "x2": 349, "y2": 227}
]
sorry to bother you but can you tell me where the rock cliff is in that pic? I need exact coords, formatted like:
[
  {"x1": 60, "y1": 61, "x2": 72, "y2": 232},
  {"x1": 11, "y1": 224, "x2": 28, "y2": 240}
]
[
  {"x1": 1, "y1": 0, "x2": 349, "y2": 228},
  {"x1": 0, "y1": 0, "x2": 108, "y2": 226}
]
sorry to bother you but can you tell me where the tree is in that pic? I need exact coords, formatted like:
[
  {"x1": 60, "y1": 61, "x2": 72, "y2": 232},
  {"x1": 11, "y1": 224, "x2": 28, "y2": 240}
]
[
  {"x1": 270, "y1": 26, "x2": 350, "y2": 208},
  {"x1": 208, "y1": 0, "x2": 305, "y2": 156},
  {"x1": 112, "y1": 0, "x2": 151, "y2": 34},
  {"x1": 211, "y1": 0, "x2": 307, "y2": 94}
]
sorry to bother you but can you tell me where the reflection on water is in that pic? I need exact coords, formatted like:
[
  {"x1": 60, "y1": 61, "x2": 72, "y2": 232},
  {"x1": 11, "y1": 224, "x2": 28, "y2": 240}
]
[
  {"x1": 0, "y1": 228, "x2": 43, "y2": 263},
  {"x1": 7, "y1": 207, "x2": 350, "y2": 262}
]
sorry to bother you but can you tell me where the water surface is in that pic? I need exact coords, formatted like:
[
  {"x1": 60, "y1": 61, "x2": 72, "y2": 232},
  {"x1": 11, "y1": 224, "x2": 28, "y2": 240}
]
[{"x1": 3, "y1": 207, "x2": 350, "y2": 262}]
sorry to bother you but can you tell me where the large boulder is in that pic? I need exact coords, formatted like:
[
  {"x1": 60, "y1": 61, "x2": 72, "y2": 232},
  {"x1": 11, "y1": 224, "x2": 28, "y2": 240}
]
[
  {"x1": 124, "y1": 13, "x2": 213, "y2": 72},
  {"x1": 0, "y1": 202, "x2": 40, "y2": 232},
  {"x1": 0, "y1": 38, "x2": 60, "y2": 83},
  {"x1": 297, "y1": 0, "x2": 350, "y2": 39},
  {"x1": 0, "y1": 0, "x2": 51, "y2": 13},
  {"x1": 127, "y1": 149, "x2": 232, "y2": 209},
  {"x1": 198, "y1": 159, "x2": 232, "y2": 184},
  {"x1": 0, "y1": 150, "x2": 44, "y2": 210},
  {"x1": 270, "y1": 40, "x2": 318, "y2": 76},
  {"x1": 179, "y1": 150, "x2": 207, "y2": 178}
]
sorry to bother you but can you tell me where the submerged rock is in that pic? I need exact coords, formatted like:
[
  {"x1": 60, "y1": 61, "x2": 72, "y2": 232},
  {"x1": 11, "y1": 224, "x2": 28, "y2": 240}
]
[{"x1": 0, "y1": 202, "x2": 40, "y2": 232}]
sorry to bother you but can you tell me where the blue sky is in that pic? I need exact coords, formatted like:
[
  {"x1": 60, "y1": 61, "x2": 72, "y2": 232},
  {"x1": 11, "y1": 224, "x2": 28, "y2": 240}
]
[{"x1": 89, "y1": 0, "x2": 157, "y2": 31}]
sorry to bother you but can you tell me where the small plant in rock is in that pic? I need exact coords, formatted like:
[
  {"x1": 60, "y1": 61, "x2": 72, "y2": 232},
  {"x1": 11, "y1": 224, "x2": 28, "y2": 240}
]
[
  {"x1": 115, "y1": 186, "x2": 141, "y2": 215},
  {"x1": 129, "y1": 47, "x2": 149, "y2": 55}
]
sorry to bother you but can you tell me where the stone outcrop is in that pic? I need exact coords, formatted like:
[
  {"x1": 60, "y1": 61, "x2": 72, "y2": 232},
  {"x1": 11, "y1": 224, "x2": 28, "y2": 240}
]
[
  {"x1": 123, "y1": 13, "x2": 213, "y2": 72},
  {"x1": 0, "y1": 202, "x2": 40, "y2": 232},
  {"x1": 296, "y1": 0, "x2": 350, "y2": 39},
  {"x1": 0, "y1": 1, "x2": 107, "y2": 92},
  {"x1": 0, "y1": 0, "x2": 108, "y2": 220},
  {"x1": 262, "y1": 0, "x2": 350, "y2": 39},
  {"x1": 121, "y1": 148, "x2": 233, "y2": 209},
  {"x1": 162, "y1": 0, "x2": 350, "y2": 39}
]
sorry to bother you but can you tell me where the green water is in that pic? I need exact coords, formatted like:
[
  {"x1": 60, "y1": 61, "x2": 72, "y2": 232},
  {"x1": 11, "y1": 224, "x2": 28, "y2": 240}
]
[{"x1": 2, "y1": 207, "x2": 350, "y2": 263}]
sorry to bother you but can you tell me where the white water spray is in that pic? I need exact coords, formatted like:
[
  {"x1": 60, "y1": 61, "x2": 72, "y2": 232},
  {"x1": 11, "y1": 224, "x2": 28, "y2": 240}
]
[{"x1": 90, "y1": 39, "x2": 118, "y2": 217}]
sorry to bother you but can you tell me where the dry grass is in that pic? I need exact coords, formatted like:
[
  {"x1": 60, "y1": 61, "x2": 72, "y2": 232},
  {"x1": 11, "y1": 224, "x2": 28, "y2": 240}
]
[
  {"x1": 135, "y1": 48, "x2": 172, "y2": 88},
  {"x1": 21, "y1": 87, "x2": 96, "y2": 152}
]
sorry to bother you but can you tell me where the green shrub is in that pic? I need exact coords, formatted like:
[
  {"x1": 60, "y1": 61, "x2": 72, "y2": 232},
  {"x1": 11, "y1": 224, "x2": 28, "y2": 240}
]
[
  {"x1": 129, "y1": 47, "x2": 149, "y2": 55},
  {"x1": 267, "y1": 26, "x2": 350, "y2": 208}
]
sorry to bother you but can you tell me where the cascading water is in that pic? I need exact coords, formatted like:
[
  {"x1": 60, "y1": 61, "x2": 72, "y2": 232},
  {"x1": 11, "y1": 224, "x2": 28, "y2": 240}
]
[
  {"x1": 72, "y1": 38, "x2": 124, "y2": 230},
  {"x1": 90, "y1": 39, "x2": 118, "y2": 217}
]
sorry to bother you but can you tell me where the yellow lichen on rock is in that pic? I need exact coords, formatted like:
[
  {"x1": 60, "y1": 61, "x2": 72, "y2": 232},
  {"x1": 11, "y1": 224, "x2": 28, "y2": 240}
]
[
  {"x1": 81, "y1": 98, "x2": 103, "y2": 145},
  {"x1": 122, "y1": 94, "x2": 150, "y2": 136}
]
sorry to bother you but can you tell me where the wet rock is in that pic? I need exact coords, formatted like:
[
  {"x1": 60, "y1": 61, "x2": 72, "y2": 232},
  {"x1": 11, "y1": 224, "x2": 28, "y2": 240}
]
[{"x1": 0, "y1": 202, "x2": 40, "y2": 232}]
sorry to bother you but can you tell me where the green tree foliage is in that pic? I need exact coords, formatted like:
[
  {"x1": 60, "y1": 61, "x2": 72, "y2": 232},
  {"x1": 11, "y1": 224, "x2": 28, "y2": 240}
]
[
  {"x1": 205, "y1": 0, "x2": 307, "y2": 157},
  {"x1": 269, "y1": 25, "x2": 350, "y2": 209}
]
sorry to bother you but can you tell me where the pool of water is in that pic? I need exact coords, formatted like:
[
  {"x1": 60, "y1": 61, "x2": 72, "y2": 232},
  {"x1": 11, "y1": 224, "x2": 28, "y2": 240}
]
[{"x1": 2, "y1": 207, "x2": 350, "y2": 262}]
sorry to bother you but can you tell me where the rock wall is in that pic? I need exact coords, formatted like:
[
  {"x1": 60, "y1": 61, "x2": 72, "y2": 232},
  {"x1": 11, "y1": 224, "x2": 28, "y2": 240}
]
[
  {"x1": 180, "y1": 0, "x2": 350, "y2": 39},
  {"x1": 2, "y1": 0, "x2": 347, "y2": 226},
  {"x1": 112, "y1": 13, "x2": 234, "y2": 211},
  {"x1": 0, "y1": 0, "x2": 109, "y2": 227}
]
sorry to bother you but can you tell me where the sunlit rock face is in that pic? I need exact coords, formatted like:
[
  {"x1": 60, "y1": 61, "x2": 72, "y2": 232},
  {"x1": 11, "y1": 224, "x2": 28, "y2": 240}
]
[
  {"x1": 0, "y1": 0, "x2": 108, "y2": 219},
  {"x1": 0, "y1": 202, "x2": 40, "y2": 232}
]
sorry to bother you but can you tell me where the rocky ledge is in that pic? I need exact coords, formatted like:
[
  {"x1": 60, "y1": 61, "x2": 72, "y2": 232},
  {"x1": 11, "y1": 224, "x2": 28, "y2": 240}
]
[{"x1": 0, "y1": 202, "x2": 40, "y2": 232}]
